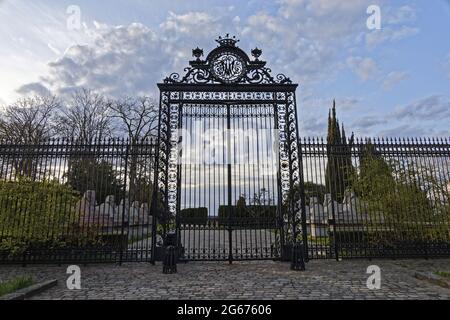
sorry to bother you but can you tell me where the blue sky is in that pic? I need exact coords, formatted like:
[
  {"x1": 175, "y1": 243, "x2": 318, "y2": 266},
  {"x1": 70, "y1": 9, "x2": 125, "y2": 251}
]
[{"x1": 0, "y1": 0, "x2": 449, "y2": 137}]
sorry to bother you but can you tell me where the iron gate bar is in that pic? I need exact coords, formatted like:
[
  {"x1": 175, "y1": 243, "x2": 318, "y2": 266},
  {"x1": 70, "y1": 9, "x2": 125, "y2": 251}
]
[{"x1": 226, "y1": 103, "x2": 233, "y2": 263}]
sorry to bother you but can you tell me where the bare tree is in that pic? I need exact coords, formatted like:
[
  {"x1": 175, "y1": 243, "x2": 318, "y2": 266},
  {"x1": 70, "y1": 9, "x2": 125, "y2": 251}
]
[
  {"x1": 109, "y1": 96, "x2": 158, "y2": 142},
  {"x1": 54, "y1": 89, "x2": 116, "y2": 198},
  {"x1": 54, "y1": 88, "x2": 113, "y2": 142},
  {"x1": 109, "y1": 96, "x2": 159, "y2": 202},
  {"x1": 0, "y1": 95, "x2": 59, "y2": 143},
  {"x1": 0, "y1": 95, "x2": 59, "y2": 178}
]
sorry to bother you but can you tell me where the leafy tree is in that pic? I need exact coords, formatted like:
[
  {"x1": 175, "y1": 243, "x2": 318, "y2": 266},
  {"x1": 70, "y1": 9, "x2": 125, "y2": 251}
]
[
  {"x1": 132, "y1": 175, "x2": 155, "y2": 205},
  {"x1": 236, "y1": 195, "x2": 247, "y2": 208},
  {"x1": 351, "y1": 154, "x2": 448, "y2": 246},
  {"x1": 357, "y1": 140, "x2": 391, "y2": 195},
  {"x1": 236, "y1": 195, "x2": 247, "y2": 219}
]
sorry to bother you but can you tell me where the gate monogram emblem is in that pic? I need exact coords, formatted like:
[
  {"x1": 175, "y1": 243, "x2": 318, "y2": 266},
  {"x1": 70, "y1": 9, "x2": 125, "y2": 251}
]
[{"x1": 211, "y1": 53, "x2": 246, "y2": 83}]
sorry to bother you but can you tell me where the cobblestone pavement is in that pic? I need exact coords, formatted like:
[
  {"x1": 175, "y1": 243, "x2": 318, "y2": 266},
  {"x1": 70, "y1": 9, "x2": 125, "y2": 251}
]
[{"x1": 0, "y1": 259, "x2": 449, "y2": 300}]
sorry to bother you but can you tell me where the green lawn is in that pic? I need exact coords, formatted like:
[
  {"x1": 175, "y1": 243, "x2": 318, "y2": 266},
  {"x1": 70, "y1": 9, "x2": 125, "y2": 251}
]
[{"x1": 0, "y1": 276, "x2": 34, "y2": 297}]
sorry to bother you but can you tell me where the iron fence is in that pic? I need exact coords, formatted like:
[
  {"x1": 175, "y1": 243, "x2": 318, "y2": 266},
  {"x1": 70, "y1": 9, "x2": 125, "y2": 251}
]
[
  {"x1": 0, "y1": 138, "x2": 157, "y2": 264},
  {"x1": 302, "y1": 137, "x2": 450, "y2": 260},
  {"x1": 0, "y1": 137, "x2": 449, "y2": 264}
]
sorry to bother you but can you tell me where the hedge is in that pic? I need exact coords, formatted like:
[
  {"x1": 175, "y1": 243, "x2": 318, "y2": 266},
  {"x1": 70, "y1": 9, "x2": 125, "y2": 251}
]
[
  {"x1": 218, "y1": 205, "x2": 277, "y2": 228},
  {"x1": 179, "y1": 207, "x2": 208, "y2": 225}
]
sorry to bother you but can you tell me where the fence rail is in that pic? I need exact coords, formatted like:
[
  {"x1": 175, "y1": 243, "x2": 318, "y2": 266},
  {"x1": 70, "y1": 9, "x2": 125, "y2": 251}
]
[{"x1": 0, "y1": 137, "x2": 449, "y2": 264}]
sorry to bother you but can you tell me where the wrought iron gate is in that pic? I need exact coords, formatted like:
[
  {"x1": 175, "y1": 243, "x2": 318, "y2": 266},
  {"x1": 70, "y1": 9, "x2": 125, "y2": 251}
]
[{"x1": 153, "y1": 36, "x2": 307, "y2": 262}]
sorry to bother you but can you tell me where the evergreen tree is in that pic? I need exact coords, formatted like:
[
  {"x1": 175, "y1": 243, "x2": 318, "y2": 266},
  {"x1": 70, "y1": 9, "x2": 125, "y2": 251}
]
[
  {"x1": 64, "y1": 159, "x2": 124, "y2": 204},
  {"x1": 325, "y1": 100, "x2": 354, "y2": 201}
]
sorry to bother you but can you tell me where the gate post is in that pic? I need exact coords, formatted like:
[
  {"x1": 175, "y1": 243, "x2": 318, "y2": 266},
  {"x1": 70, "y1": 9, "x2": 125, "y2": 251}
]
[{"x1": 292, "y1": 92, "x2": 309, "y2": 263}]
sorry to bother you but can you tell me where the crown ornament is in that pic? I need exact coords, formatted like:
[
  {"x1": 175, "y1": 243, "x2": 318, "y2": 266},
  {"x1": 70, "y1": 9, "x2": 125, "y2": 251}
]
[{"x1": 215, "y1": 34, "x2": 239, "y2": 47}]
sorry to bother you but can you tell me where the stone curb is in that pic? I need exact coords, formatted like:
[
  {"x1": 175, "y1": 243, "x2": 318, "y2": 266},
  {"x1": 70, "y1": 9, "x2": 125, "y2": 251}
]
[
  {"x1": 0, "y1": 279, "x2": 58, "y2": 300},
  {"x1": 414, "y1": 272, "x2": 450, "y2": 289}
]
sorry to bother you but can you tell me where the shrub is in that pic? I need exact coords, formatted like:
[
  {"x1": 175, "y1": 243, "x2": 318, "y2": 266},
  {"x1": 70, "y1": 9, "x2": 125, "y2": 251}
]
[{"x1": 0, "y1": 178, "x2": 81, "y2": 256}]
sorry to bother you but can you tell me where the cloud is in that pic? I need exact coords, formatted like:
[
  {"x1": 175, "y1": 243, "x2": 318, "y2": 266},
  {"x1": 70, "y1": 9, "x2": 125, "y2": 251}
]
[
  {"x1": 26, "y1": 23, "x2": 170, "y2": 98},
  {"x1": 336, "y1": 97, "x2": 361, "y2": 110},
  {"x1": 299, "y1": 116, "x2": 327, "y2": 137},
  {"x1": 377, "y1": 124, "x2": 426, "y2": 137},
  {"x1": 346, "y1": 56, "x2": 377, "y2": 81},
  {"x1": 242, "y1": 0, "x2": 373, "y2": 85},
  {"x1": 14, "y1": 0, "x2": 382, "y2": 100},
  {"x1": 392, "y1": 95, "x2": 450, "y2": 121},
  {"x1": 14, "y1": 9, "x2": 245, "y2": 100},
  {"x1": 352, "y1": 115, "x2": 387, "y2": 129},
  {"x1": 366, "y1": 26, "x2": 419, "y2": 49},
  {"x1": 352, "y1": 95, "x2": 450, "y2": 137},
  {"x1": 16, "y1": 82, "x2": 51, "y2": 97},
  {"x1": 385, "y1": 5, "x2": 417, "y2": 24},
  {"x1": 383, "y1": 71, "x2": 409, "y2": 90}
]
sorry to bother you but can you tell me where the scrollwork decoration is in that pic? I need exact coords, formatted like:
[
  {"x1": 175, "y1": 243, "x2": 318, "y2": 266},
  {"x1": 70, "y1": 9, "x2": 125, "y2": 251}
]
[{"x1": 162, "y1": 36, "x2": 293, "y2": 85}]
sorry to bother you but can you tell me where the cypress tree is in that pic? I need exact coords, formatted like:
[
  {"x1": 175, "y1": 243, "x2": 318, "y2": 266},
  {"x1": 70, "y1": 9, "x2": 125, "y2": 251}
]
[{"x1": 325, "y1": 100, "x2": 354, "y2": 201}]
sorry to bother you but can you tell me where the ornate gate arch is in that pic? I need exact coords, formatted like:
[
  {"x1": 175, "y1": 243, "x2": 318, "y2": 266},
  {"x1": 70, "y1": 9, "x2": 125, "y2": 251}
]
[{"x1": 152, "y1": 35, "x2": 307, "y2": 264}]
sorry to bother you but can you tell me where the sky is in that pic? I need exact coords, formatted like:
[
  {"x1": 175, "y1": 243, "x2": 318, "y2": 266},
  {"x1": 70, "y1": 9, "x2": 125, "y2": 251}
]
[{"x1": 0, "y1": 0, "x2": 449, "y2": 137}]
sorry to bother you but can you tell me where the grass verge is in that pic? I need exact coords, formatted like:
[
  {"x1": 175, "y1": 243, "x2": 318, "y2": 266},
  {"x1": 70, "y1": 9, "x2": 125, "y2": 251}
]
[
  {"x1": 0, "y1": 276, "x2": 34, "y2": 297},
  {"x1": 435, "y1": 271, "x2": 450, "y2": 280}
]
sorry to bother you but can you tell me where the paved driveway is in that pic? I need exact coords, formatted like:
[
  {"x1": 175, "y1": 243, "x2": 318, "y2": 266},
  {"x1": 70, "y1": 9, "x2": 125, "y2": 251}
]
[{"x1": 0, "y1": 259, "x2": 449, "y2": 300}]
